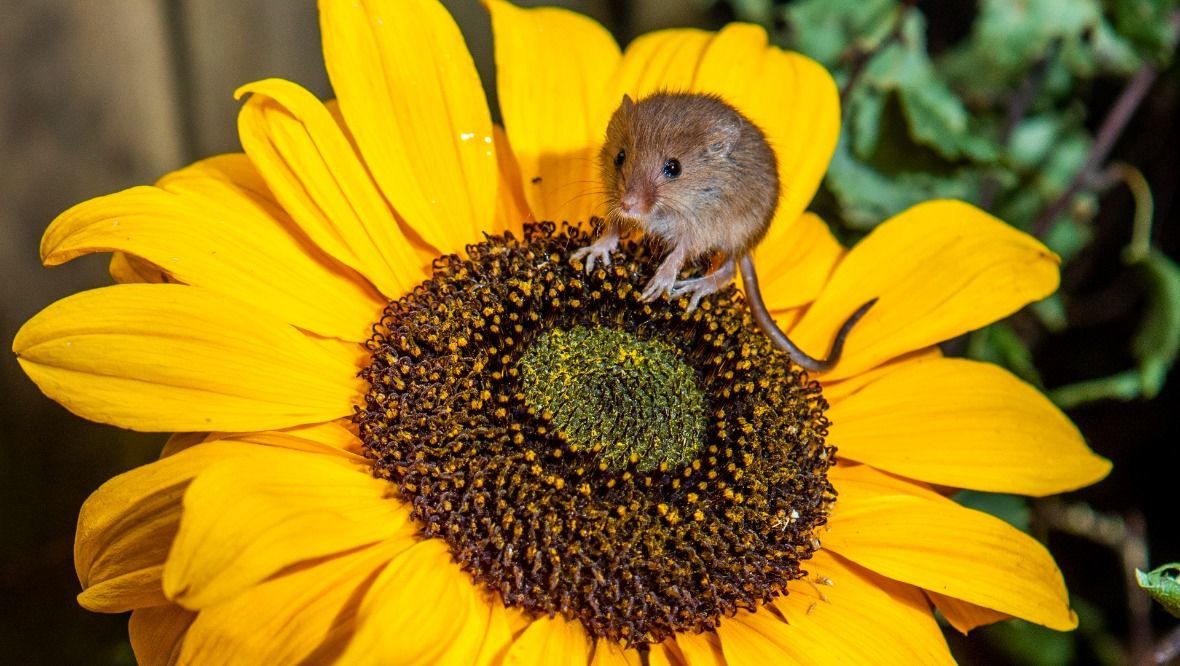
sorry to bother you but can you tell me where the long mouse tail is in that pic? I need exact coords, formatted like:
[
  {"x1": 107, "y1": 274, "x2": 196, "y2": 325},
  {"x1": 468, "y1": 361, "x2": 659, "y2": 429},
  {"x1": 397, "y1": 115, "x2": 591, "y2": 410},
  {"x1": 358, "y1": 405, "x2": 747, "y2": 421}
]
[{"x1": 738, "y1": 253, "x2": 877, "y2": 373}]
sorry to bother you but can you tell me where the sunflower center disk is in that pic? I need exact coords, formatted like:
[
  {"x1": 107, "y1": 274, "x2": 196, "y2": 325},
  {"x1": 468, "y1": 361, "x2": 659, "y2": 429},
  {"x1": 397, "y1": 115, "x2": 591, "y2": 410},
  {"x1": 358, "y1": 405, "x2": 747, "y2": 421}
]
[
  {"x1": 357, "y1": 223, "x2": 837, "y2": 645},
  {"x1": 519, "y1": 326, "x2": 706, "y2": 472}
]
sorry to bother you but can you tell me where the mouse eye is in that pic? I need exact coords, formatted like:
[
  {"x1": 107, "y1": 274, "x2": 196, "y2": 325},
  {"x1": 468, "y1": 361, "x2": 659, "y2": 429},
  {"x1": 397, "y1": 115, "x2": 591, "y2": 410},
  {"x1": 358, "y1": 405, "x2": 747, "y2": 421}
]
[
  {"x1": 662, "y1": 158, "x2": 681, "y2": 178},
  {"x1": 614, "y1": 149, "x2": 626, "y2": 168}
]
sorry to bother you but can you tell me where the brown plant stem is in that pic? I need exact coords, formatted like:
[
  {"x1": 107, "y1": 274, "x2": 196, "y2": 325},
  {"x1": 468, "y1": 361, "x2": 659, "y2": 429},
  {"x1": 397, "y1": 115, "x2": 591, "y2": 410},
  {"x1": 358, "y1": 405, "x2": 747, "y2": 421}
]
[
  {"x1": 1153, "y1": 625, "x2": 1180, "y2": 665},
  {"x1": 1032, "y1": 64, "x2": 1159, "y2": 237},
  {"x1": 1035, "y1": 500, "x2": 1153, "y2": 663}
]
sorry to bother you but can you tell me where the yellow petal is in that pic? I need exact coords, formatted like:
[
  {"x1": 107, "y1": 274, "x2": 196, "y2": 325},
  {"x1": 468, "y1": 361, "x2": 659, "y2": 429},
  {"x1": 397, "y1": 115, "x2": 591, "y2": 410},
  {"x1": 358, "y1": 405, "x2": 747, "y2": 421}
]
[
  {"x1": 825, "y1": 464, "x2": 1078, "y2": 630},
  {"x1": 671, "y1": 630, "x2": 725, "y2": 666},
  {"x1": 695, "y1": 28, "x2": 839, "y2": 239},
  {"x1": 929, "y1": 591, "x2": 1011, "y2": 633},
  {"x1": 177, "y1": 538, "x2": 410, "y2": 665},
  {"x1": 492, "y1": 124, "x2": 533, "y2": 235},
  {"x1": 827, "y1": 357, "x2": 1111, "y2": 495},
  {"x1": 341, "y1": 538, "x2": 512, "y2": 665},
  {"x1": 486, "y1": 0, "x2": 620, "y2": 223},
  {"x1": 320, "y1": 0, "x2": 496, "y2": 255},
  {"x1": 715, "y1": 608, "x2": 804, "y2": 664},
  {"x1": 220, "y1": 420, "x2": 366, "y2": 460},
  {"x1": 163, "y1": 448, "x2": 410, "y2": 609},
  {"x1": 820, "y1": 347, "x2": 942, "y2": 404},
  {"x1": 76, "y1": 440, "x2": 289, "y2": 612},
  {"x1": 13, "y1": 284, "x2": 364, "y2": 432},
  {"x1": 614, "y1": 28, "x2": 714, "y2": 98},
  {"x1": 234, "y1": 79, "x2": 428, "y2": 301},
  {"x1": 44, "y1": 161, "x2": 386, "y2": 342},
  {"x1": 791, "y1": 200, "x2": 1061, "y2": 379},
  {"x1": 590, "y1": 640, "x2": 640, "y2": 666},
  {"x1": 770, "y1": 550, "x2": 953, "y2": 665},
  {"x1": 129, "y1": 605, "x2": 195, "y2": 666},
  {"x1": 109, "y1": 252, "x2": 169, "y2": 284},
  {"x1": 504, "y1": 614, "x2": 593, "y2": 666},
  {"x1": 746, "y1": 212, "x2": 843, "y2": 310}
]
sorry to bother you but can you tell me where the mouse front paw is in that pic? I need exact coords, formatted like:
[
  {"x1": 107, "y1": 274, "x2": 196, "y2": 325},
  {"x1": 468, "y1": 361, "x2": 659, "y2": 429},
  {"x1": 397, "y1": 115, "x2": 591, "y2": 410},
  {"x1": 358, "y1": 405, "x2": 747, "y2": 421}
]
[{"x1": 571, "y1": 237, "x2": 618, "y2": 274}]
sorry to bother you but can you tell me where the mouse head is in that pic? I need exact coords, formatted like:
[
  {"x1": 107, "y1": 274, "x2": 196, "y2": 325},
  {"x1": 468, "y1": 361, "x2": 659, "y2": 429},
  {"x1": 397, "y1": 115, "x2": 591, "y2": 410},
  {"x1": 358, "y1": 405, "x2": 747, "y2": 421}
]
[{"x1": 599, "y1": 92, "x2": 749, "y2": 229}]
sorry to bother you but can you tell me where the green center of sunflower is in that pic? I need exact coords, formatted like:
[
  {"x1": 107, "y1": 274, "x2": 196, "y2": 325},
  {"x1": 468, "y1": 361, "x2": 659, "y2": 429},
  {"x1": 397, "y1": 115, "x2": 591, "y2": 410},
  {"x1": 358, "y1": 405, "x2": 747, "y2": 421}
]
[
  {"x1": 357, "y1": 222, "x2": 835, "y2": 646},
  {"x1": 518, "y1": 326, "x2": 706, "y2": 472}
]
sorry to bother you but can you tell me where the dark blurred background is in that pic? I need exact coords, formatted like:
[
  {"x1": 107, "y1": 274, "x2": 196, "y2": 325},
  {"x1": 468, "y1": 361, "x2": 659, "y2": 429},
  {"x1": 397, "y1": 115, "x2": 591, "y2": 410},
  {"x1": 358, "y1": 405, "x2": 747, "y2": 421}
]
[{"x1": 0, "y1": 1, "x2": 1176, "y2": 664}]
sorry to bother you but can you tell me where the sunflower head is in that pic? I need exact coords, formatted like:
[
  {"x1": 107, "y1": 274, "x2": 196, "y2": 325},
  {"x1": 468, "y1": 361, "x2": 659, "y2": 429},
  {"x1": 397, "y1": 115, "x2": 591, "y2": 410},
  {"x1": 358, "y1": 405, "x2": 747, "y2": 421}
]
[{"x1": 357, "y1": 223, "x2": 836, "y2": 643}]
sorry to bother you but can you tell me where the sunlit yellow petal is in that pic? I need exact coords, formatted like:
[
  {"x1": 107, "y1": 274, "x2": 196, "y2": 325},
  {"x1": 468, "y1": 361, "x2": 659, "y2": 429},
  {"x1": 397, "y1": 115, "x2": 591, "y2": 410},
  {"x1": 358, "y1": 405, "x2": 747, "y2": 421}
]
[
  {"x1": 929, "y1": 591, "x2": 1011, "y2": 633},
  {"x1": 129, "y1": 605, "x2": 195, "y2": 666},
  {"x1": 493, "y1": 124, "x2": 533, "y2": 236},
  {"x1": 320, "y1": 0, "x2": 496, "y2": 255},
  {"x1": 746, "y1": 212, "x2": 843, "y2": 310},
  {"x1": 13, "y1": 284, "x2": 364, "y2": 432},
  {"x1": 220, "y1": 420, "x2": 365, "y2": 460},
  {"x1": 76, "y1": 440, "x2": 298, "y2": 612},
  {"x1": 614, "y1": 28, "x2": 713, "y2": 98},
  {"x1": 586, "y1": 639, "x2": 634, "y2": 666},
  {"x1": 820, "y1": 347, "x2": 943, "y2": 403},
  {"x1": 504, "y1": 614, "x2": 593, "y2": 666},
  {"x1": 486, "y1": 0, "x2": 620, "y2": 223},
  {"x1": 695, "y1": 28, "x2": 839, "y2": 239},
  {"x1": 178, "y1": 538, "x2": 410, "y2": 665},
  {"x1": 828, "y1": 357, "x2": 1111, "y2": 495},
  {"x1": 791, "y1": 200, "x2": 1060, "y2": 379},
  {"x1": 235, "y1": 79, "x2": 427, "y2": 301},
  {"x1": 770, "y1": 550, "x2": 953, "y2": 664},
  {"x1": 163, "y1": 449, "x2": 411, "y2": 609},
  {"x1": 672, "y1": 630, "x2": 725, "y2": 666},
  {"x1": 825, "y1": 464, "x2": 1078, "y2": 630},
  {"x1": 715, "y1": 608, "x2": 804, "y2": 664},
  {"x1": 341, "y1": 538, "x2": 512, "y2": 665},
  {"x1": 44, "y1": 158, "x2": 386, "y2": 341},
  {"x1": 109, "y1": 252, "x2": 169, "y2": 284}
]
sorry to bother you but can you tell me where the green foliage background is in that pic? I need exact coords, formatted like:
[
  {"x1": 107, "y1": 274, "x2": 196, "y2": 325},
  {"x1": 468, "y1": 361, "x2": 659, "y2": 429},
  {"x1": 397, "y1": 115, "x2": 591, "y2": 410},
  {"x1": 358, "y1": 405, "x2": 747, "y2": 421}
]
[{"x1": 709, "y1": 0, "x2": 1180, "y2": 662}]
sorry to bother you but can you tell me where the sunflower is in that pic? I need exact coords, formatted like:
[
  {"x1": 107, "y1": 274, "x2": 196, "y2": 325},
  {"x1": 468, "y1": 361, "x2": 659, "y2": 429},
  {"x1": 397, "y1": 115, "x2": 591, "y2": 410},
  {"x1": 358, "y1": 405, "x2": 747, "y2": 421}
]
[{"x1": 13, "y1": 0, "x2": 1111, "y2": 663}]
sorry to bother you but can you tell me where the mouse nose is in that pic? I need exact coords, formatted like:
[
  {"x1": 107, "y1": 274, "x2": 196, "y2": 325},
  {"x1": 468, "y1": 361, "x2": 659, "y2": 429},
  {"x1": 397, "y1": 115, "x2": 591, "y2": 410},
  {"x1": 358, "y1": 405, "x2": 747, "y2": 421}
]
[{"x1": 620, "y1": 190, "x2": 649, "y2": 217}]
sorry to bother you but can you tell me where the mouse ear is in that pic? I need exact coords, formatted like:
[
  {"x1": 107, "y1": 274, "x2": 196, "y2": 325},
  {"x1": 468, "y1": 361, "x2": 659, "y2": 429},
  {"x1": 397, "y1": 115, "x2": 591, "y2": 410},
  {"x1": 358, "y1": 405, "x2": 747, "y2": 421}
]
[{"x1": 706, "y1": 121, "x2": 741, "y2": 158}]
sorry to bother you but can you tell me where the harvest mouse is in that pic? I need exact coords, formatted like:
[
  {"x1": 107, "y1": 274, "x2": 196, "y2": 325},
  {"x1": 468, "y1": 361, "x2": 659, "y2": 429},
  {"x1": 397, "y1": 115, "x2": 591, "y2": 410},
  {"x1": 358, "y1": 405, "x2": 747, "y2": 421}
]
[{"x1": 572, "y1": 92, "x2": 876, "y2": 372}]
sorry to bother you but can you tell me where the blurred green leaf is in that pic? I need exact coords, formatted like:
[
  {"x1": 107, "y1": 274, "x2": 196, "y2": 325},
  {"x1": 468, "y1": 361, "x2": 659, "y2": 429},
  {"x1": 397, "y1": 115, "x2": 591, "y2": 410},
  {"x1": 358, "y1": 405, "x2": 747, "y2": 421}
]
[
  {"x1": 976, "y1": 0, "x2": 1100, "y2": 69},
  {"x1": 953, "y1": 490, "x2": 1031, "y2": 531},
  {"x1": 1031, "y1": 293, "x2": 1069, "y2": 333},
  {"x1": 966, "y1": 323, "x2": 1045, "y2": 386},
  {"x1": 824, "y1": 137, "x2": 978, "y2": 229},
  {"x1": 847, "y1": 88, "x2": 885, "y2": 158},
  {"x1": 859, "y1": 12, "x2": 999, "y2": 161},
  {"x1": 899, "y1": 83, "x2": 999, "y2": 161},
  {"x1": 781, "y1": 0, "x2": 898, "y2": 67},
  {"x1": 1090, "y1": 18, "x2": 1145, "y2": 73},
  {"x1": 1135, "y1": 564, "x2": 1180, "y2": 618},
  {"x1": 1043, "y1": 216, "x2": 1093, "y2": 262},
  {"x1": 1050, "y1": 369, "x2": 1144, "y2": 408},
  {"x1": 1109, "y1": 0, "x2": 1180, "y2": 64},
  {"x1": 723, "y1": 0, "x2": 775, "y2": 25},
  {"x1": 981, "y1": 618, "x2": 1076, "y2": 666},
  {"x1": 1131, "y1": 250, "x2": 1180, "y2": 398}
]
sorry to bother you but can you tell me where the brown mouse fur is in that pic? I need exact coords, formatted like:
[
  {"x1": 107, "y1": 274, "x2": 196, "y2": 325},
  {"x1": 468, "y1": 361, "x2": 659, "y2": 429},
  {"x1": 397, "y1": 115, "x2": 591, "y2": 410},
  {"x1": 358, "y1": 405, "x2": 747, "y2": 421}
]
[{"x1": 572, "y1": 92, "x2": 875, "y2": 372}]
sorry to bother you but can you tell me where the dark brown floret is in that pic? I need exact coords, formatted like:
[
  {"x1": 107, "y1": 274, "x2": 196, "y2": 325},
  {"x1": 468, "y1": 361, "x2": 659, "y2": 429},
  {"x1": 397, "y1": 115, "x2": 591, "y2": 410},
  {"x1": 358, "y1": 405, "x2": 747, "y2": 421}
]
[{"x1": 357, "y1": 222, "x2": 835, "y2": 645}]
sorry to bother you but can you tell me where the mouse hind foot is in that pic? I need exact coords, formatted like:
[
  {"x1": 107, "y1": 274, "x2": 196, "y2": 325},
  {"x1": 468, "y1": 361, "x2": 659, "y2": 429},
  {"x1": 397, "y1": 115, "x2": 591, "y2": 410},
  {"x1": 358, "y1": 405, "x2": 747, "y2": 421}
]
[{"x1": 670, "y1": 257, "x2": 736, "y2": 312}]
